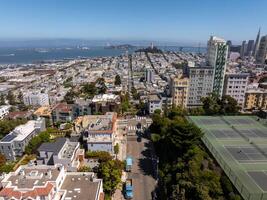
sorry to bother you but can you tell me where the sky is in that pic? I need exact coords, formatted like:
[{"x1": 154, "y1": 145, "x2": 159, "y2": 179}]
[{"x1": 0, "y1": 0, "x2": 266, "y2": 45}]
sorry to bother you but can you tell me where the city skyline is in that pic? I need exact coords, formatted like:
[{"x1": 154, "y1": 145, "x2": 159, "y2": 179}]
[{"x1": 0, "y1": 0, "x2": 266, "y2": 45}]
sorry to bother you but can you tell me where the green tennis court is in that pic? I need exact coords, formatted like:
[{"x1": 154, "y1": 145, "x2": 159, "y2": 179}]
[{"x1": 189, "y1": 115, "x2": 267, "y2": 200}]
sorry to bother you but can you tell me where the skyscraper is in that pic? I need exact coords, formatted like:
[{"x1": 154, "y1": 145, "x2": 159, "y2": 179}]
[
  {"x1": 246, "y1": 40, "x2": 254, "y2": 56},
  {"x1": 240, "y1": 40, "x2": 247, "y2": 58},
  {"x1": 207, "y1": 36, "x2": 228, "y2": 97},
  {"x1": 256, "y1": 35, "x2": 267, "y2": 64},
  {"x1": 253, "y1": 28, "x2": 261, "y2": 58}
]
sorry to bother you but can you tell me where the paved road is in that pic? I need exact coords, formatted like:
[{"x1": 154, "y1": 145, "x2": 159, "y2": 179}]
[{"x1": 127, "y1": 135, "x2": 157, "y2": 200}]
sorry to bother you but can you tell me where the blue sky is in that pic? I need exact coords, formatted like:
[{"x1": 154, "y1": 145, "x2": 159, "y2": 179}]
[{"x1": 0, "y1": 0, "x2": 266, "y2": 45}]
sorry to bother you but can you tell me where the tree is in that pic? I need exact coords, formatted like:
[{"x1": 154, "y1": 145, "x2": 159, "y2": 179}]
[
  {"x1": 96, "y1": 78, "x2": 107, "y2": 94},
  {"x1": 82, "y1": 83, "x2": 97, "y2": 98},
  {"x1": 201, "y1": 93, "x2": 221, "y2": 115},
  {"x1": 0, "y1": 119, "x2": 27, "y2": 139},
  {"x1": 6, "y1": 91, "x2": 16, "y2": 105},
  {"x1": 114, "y1": 75, "x2": 121, "y2": 85},
  {"x1": 0, "y1": 153, "x2": 6, "y2": 166},
  {"x1": 131, "y1": 87, "x2": 139, "y2": 100},
  {"x1": 220, "y1": 95, "x2": 239, "y2": 114},
  {"x1": 150, "y1": 107, "x2": 229, "y2": 199},
  {"x1": 0, "y1": 94, "x2": 5, "y2": 105},
  {"x1": 25, "y1": 131, "x2": 50, "y2": 154},
  {"x1": 17, "y1": 91, "x2": 23, "y2": 104},
  {"x1": 98, "y1": 159, "x2": 124, "y2": 195},
  {"x1": 201, "y1": 94, "x2": 240, "y2": 115},
  {"x1": 64, "y1": 89, "x2": 77, "y2": 104},
  {"x1": 78, "y1": 166, "x2": 91, "y2": 172},
  {"x1": 114, "y1": 143, "x2": 119, "y2": 158},
  {"x1": 85, "y1": 151, "x2": 112, "y2": 162}
]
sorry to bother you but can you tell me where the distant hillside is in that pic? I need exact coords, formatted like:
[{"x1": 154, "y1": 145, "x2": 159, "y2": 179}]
[
  {"x1": 135, "y1": 46, "x2": 163, "y2": 53},
  {"x1": 104, "y1": 44, "x2": 135, "y2": 50}
]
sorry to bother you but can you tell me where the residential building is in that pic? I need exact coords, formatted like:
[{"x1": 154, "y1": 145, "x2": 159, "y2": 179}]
[
  {"x1": 148, "y1": 94, "x2": 162, "y2": 114},
  {"x1": 244, "y1": 88, "x2": 267, "y2": 110},
  {"x1": 145, "y1": 68, "x2": 154, "y2": 83},
  {"x1": 171, "y1": 74, "x2": 189, "y2": 108},
  {"x1": 256, "y1": 35, "x2": 267, "y2": 64},
  {"x1": 0, "y1": 105, "x2": 11, "y2": 119},
  {"x1": 91, "y1": 94, "x2": 120, "y2": 114},
  {"x1": 223, "y1": 73, "x2": 249, "y2": 107},
  {"x1": 72, "y1": 98, "x2": 92, "y2": 118},
  {"x1": 207, "y1": 36, "x2": 228, "y2": 97},
  {"x1": 0, "y1": 118, "x2": 46, "y2": 161},
  {"x1": 37, "y1": 137, "x2": 84, "y2": 171},
  {"x1": 33, "y1": 106, "x2": 52, "y2": 120},
  {"x1": 52, "y1": 103, "x2": 73, "y2": 124},
  {"x1": 23, "y1": 91, "x2": 49, "y2": 106},
  {"x1": 74, "y1": 112, "x2": 117, "y2": 154},
  {"x1": 187, "y1": 65, "x2": 214, "y2": 107},
  {"x1": 0, "y1": 164, "x2": 103, "y2": 200}
]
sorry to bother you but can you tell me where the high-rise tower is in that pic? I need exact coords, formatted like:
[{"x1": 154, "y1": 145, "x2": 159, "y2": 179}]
[
  {"x1": 253, "y1": 27, "x2": 261, "y2": 57},
  {"x1": 207, "y1": 36, "x2": 228, "y2": 97}
]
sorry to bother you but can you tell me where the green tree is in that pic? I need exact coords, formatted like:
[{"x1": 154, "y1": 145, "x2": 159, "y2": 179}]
[
  {"x1": 85, "y1": 151, "x2": 112, "y2": 162},
  {"x1": 82, "y1": 83, "x2": 97, "y2": 98},
  {"x1": 0, "y1": 153, "x2": 6, "y2": 166},
  {"x1": 0, "y1": 119, "x2": 27, "y2": 139},
  {"x1": 114, "y1": 75, "x2": 121, "y2": 85},
  {"x1": 96, "y1": 78, "x2": 107, "y2": 94},
  {"x1": 201, "y1": 94, "x2": 240, "y2": 115},
  {"x1": 17, "y1": 91, "x2": 23, "y2": 104},
  {"x1": 0, "y1": 94, "x2": 6, "y2": 105},
  {"x1": 201, "y1": 93, "x2": 221, "y2": 115},
  {"x1": 64, "y1": 89, "x2": 77, "y2": 104},
  {"x1": 25, "y1": 131, "x2": 50, "y2": 154},
  {"x1": 7, "y1": 91, "x2": 16, "y2": 105},
  {"x1": 114, "y1": 143, "x2": 119, "y2": 158},
  {"x1": 220, "y1": 95, "x2": 239, "y2": 114},
  {"x1": 78, "y1": 166, "x2": 91, "y2": 172},
  {"x1": 131, "y1": 87, "x2": 139, "y2": 100},
  {"x1": 98, "y1": 159, "x2": 124, "y2": 195}
]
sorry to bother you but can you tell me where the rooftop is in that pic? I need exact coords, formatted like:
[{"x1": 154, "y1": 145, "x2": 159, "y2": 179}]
[
  {"x1": 92, "y1": 93, "x2": 120, "y2": 103},
  {"x1": 34, "y1": 106, "x2": 52, "y2": 117},
  {"x1": 60, "y1": 173, "x2": 102, "y2": 200},
  {"x1": 76, "y1": 112, "x2": 117, "y2": 133},
  {"x1": 1, "y1": 118, "x2": 43, "y2": 143}
]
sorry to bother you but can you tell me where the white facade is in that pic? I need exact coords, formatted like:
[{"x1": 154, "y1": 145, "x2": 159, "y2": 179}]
[
  {"x1": 207, "y1": 36, "x2": 228, "y2": 97},
  {"x1": 146, "y1": 68, "x2": 154, "y2": 83},
  {"x1": 223, "y1": 73, "x2": 249, "y2": 106},
  {"x1": 148, "y1": 94, "x2": 162, "y2": 114},
  {"x1": 23, "y1": 91, "x2": 49, "y2": 106},
  {"x1": 0, "y1": 105, "x2": 11, "y2": 119},
  {"x1": 187, "y1": 66, "x2": 214, "y2": 107},
  {"x1": 0, "y1": 118, "x2": 46, "y2": 160}
]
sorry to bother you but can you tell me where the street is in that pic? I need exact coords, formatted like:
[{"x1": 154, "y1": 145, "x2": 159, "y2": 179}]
[{"x1": 127, "y1": 135, "x2": 157, "y2": 200}]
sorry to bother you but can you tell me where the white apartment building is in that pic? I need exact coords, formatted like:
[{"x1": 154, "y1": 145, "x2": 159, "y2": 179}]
[
  {"x1": 187, "y1": 66, "x2": 214, "y2": 107},
  {"x1": 0, "y1": 105, "x2": 11, "y2": 119},
  {"x1": 0, "y1": 164, "x2": 103, "y2": 200},
  {"x1": 23, "y1": 91, "x2": 49, "y2": 106},
  {"x1": 74, "y1": 112, "x2": 117, "y2": 154},
  {"x1": 148, "y1": 94, "x2": 162, "y2": 114},
  {"x1": 207, "y1": 36, "x2": 228, "y2": 97},
  {"x1": 223, "y1": 73, "x2": 249, "y2": 107},
  {"x1": 0, "y1": 118, "x2": 46, "y2": 161}
]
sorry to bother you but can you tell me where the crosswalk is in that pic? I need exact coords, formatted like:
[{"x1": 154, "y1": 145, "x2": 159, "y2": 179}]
[
  {"x1": 135, "y1": 116, "x2": 146, "y2": 121},
  {"x1": 128, "y1": 126, "x2": 138, "y2": 131}
]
